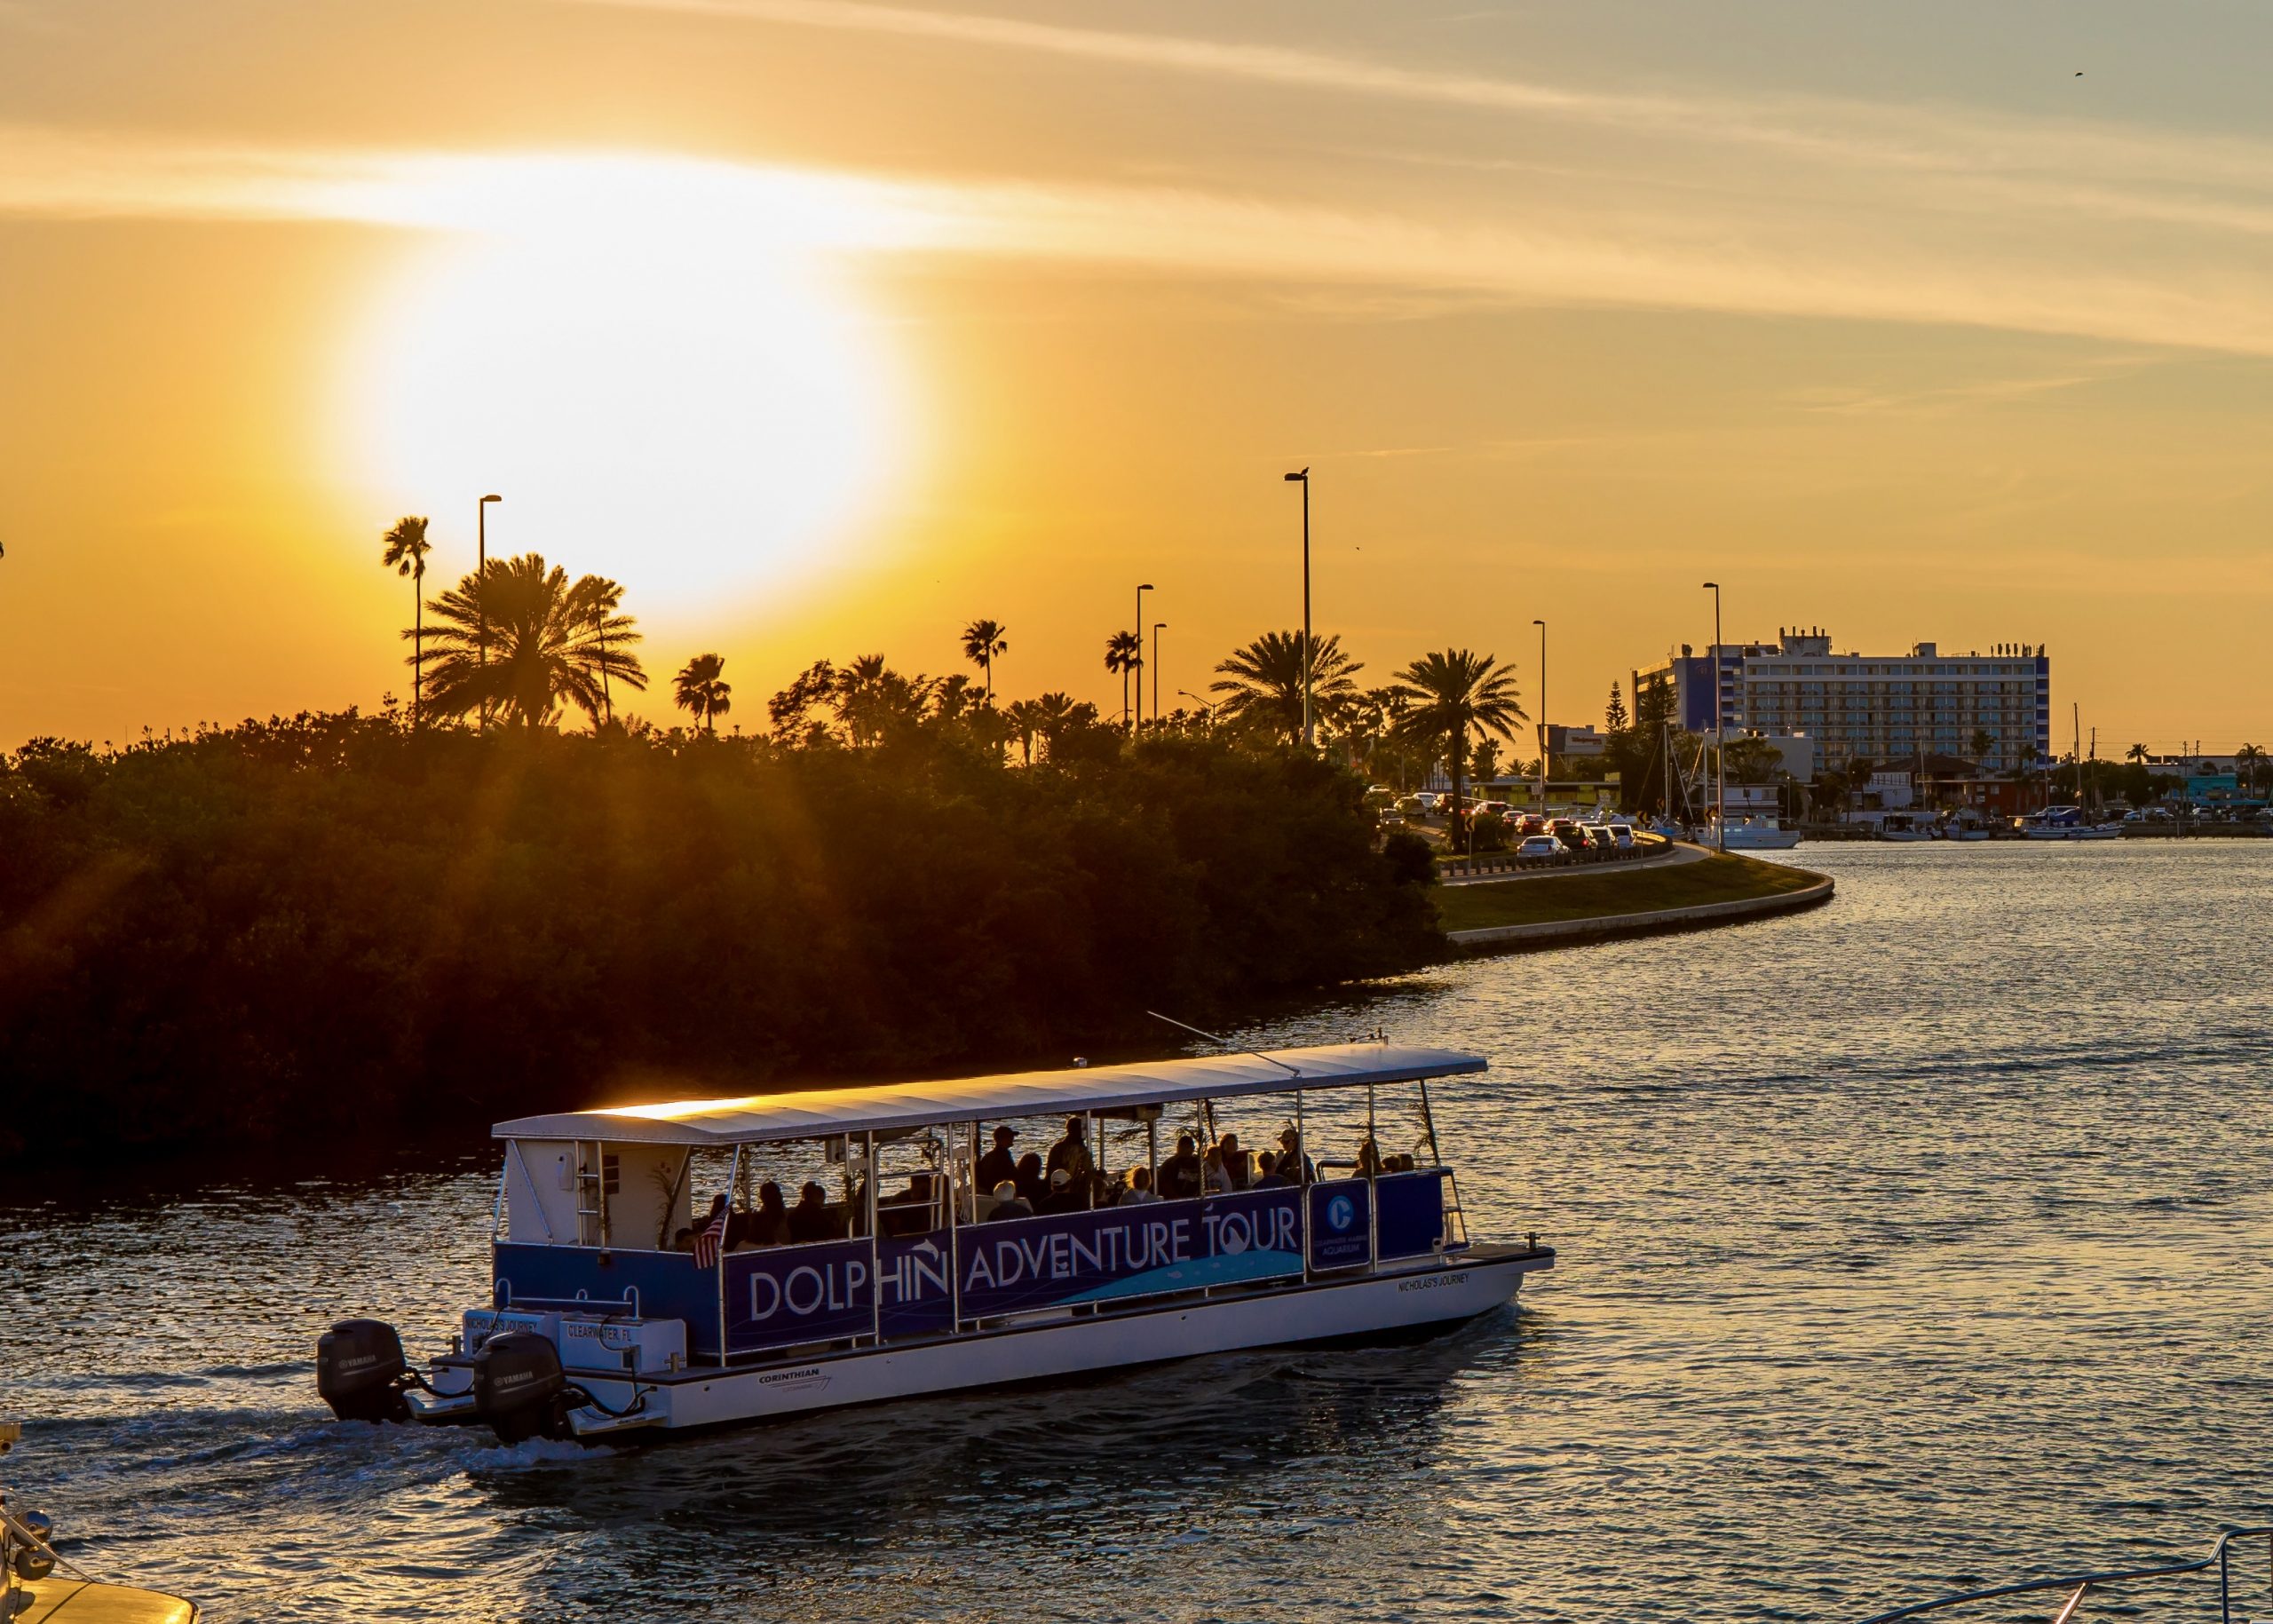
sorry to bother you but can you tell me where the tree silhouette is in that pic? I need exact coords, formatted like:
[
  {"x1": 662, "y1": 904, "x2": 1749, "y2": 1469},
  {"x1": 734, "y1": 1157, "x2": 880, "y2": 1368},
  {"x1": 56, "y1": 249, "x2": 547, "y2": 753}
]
[
  {"x1": 411, "y1": 553, "x2": 645, "y2": 730},
  {"x1": 380, "y1": 517, "x2": 432, "y2": 728},
  {"x1": 1105, "y1": 630, "x2": 1144, "y2": 727},
  {"x1": 1604, "y1": 682, "x2": 1628, "y2": 732},
  {"x1": 2126, "y1": 742, "x2": 2149, "y2": 765},
  {"x1": 962, "y1": 619, "x2": 1009, "y2": 701},
  {"x1": 1391, "y1": 650, "x2": 1526, "y2": 856},
  {"x1": 1210, "y1": 631, "x2": 1363, "y2": 744},
  {"x1": 674, "y1": 653, "x2": 733, "y2": 734}
]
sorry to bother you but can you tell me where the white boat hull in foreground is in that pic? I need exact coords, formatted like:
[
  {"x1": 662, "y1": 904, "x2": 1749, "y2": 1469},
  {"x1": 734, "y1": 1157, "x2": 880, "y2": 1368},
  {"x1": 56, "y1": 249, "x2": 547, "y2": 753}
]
[{"x1": 435, "y1": 1248, "x2": 1546, "y2": 1436}]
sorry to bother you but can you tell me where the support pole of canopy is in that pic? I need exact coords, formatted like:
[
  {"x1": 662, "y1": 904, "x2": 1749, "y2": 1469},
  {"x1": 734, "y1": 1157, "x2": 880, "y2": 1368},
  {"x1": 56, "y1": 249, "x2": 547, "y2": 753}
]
[
  {"x1": 1366, "y1": 1083, "x2": 1379, "y2": 1272},
  {"x1": 718, "y1": 1144, "x2": 739, "y2": 1362},
  {"x1": 1295, "y1": 1089, "x2": 1311, "y2": 1279},
  {"x1": 1417, "y1": 1077, "x2": 1450, "y2": 1254},
  {"x1": 949, "y1": 1123, "x2": 966, "y2": 1335},
  {"x1": 1416, "y1": 1079, "x2": 1444, "y2": 1167},
  {"x1": 866, "y1": 1130, "x2": 882, "y2": 1346}
]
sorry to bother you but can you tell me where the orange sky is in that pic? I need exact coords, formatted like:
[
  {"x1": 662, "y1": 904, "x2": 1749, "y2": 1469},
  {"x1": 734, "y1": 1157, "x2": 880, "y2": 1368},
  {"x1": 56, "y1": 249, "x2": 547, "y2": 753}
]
[{"x1": 5, "y1": 0, "x2": 2272, "y2": 753}]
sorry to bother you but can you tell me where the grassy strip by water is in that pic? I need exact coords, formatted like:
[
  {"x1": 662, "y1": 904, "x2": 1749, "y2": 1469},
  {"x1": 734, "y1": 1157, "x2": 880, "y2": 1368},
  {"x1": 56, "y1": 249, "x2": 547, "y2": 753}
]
[{"x1": 1431, "y1": 852, "x2": 1821, "y2": 932}]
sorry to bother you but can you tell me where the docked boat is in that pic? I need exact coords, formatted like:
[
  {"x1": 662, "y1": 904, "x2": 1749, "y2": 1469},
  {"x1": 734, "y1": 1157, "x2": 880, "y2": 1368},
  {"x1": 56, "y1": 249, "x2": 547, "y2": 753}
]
[
  {"x1": 316, "y1": 1043, "x2": 1553, "y2": 1443},
  {"x1": 0, "y1": 1422, "x2": 198, "y2": 1622},
  {"x1": 2017, "y1": 805, "x2": 2124, "y2": 841},
  {"x1": 1712, "y1": 815, "x2": 1802, "y2": 851},
  {"x1": 1878, "y1": 813, "x2": 1936, "y2": 844}
]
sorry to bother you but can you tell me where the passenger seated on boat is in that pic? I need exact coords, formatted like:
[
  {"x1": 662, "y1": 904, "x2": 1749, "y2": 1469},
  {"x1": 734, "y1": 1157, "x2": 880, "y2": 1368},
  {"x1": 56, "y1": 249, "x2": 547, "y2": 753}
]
[
  {"x1": 880, "y1": 1173, "x2": 936, "y2": 1237},
  {"x1": 1120, "y1": 1167, "x2": 1162, "y2": 1204},
  {"x1": 1217, "y1": 1132, "x2": 1252, "y2": 1191},
  {"x1": 739, "y1": 1181, "x2": 791, "y2": 1248},
  {"x1": 1157, "y1": 1135, "x2": 1203, "y2": 1200},
  {"x1": 1039, "y1": 1167, "x2": 1088, "y2": 1215},
  {"x1": 1202, "y1": 1145, "x2": 1231, "y2": 1194},
  {"x1": 788, "y1": 1181, "x2": 843, "y2": 1243},
  {"x1": 985, "y1": 1179, "x2": 1033, "y2": 1222},
  {"x1": 1253, "y1": 1151, "x2": 1288, "y2": 1190},
  {"x1": 1354, "y1": 1138, "x2": 1384, "y2": 1178},
  {"x1": 1045, "y1": 1117, "x2": 1094, "y2": 1183},
  {"x1": 976, "y1": 1126, "x2": 1018, "y2": 1196},
  {"x1": 1278, "y1": 1127, "x2": 1316, "y2": 1184},
  {"x1": 1014, "y1": 1153, "x2": 1049, "y2": 1208}
]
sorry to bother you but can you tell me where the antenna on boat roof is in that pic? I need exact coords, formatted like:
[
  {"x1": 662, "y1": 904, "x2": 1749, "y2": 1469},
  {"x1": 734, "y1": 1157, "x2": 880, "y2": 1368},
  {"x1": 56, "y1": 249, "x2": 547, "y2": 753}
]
[{"x1": 1144, "y1": 1011, "x2": 1303, "y2": 1078}]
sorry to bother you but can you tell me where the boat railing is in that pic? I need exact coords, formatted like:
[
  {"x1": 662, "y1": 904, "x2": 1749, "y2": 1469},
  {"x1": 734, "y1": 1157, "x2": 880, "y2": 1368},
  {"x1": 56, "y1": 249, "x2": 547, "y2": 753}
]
[{"x1": 1853, "y1": 1525, "x2": 2273, "y2": 1624}]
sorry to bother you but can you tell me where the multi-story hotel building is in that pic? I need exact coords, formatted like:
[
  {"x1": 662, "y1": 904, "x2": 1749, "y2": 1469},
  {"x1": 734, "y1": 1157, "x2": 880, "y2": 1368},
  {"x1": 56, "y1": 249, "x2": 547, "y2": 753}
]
[{"x1": 1634, "y1": 630, "x2": 2051, "y2": 774}]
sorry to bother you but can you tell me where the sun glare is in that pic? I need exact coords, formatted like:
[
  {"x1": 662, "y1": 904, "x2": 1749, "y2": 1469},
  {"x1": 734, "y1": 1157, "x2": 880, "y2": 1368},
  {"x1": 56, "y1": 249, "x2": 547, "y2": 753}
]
[{"x1": 343, "y1": 158, "x2": 915, "y2": 616}]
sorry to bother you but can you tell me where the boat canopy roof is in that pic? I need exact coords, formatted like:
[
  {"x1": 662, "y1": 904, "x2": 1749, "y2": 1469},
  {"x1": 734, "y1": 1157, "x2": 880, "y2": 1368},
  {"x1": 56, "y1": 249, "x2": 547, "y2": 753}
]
[{"x1": 493, "y1": 1043, "x2": 1486, "y2": 1147}]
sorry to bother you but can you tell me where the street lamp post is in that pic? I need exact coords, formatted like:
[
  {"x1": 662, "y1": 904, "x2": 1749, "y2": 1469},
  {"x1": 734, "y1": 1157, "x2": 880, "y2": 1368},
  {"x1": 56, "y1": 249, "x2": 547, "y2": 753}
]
[
  {"x1": 1152, "y1": 622, "x2": 1166, "y2": 725},
  {"x1": 1285, "y1": 468, "x2": 1311, "y2": 748},
  {"x1": 1134, "y1": 582, "x2": 1153, "y2": 728},
  {"x1": 1177, "y1": 689, "x2": 1216, "y2": 725},
  {"x1": 478, "y1": 494, "x2": 502, "y2": 733},
  {"x1": 1702, "y1": 581, "x2": 1723, "y2": 852},
  {"x1": 1532, "y1": 619, "x2": 1547, "y2": 817}
]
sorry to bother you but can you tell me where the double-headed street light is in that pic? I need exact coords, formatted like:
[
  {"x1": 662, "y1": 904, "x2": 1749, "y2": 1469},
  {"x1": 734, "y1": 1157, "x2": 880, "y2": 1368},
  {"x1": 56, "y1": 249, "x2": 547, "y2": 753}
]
[
  {"x1": 1178, "y1": 688, "x2": 1217, "y2": 723},
  {"x1": 1285, "y1": 468, "x2": 1311, "y2": 748},
  {"x1": 1703, "y1": 580, "x2": 1723, "y2": 852},
  {"x1": 478, "y1": 494, "x2": 502, "y2": 733}
]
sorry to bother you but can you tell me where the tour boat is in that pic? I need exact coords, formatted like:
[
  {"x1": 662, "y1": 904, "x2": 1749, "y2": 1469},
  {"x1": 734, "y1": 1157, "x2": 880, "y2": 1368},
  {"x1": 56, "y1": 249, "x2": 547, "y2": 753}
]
[
  {"x1": 0, "y1": 1422, "x2": 198, "y2": 1622},
  {"x1": 316, "y1": 1043, "x2": 1553, "y2": 1442},
  {"x1": 1712, "y1": 815, "x2": 1803, "y2": 851}
]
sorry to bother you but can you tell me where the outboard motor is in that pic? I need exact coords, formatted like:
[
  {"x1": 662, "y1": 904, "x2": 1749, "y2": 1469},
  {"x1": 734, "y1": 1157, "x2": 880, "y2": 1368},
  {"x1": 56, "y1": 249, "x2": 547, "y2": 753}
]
[
  {"x1": 316, "y1": 1318, "x2": 412, "y2": 1423},
  {"x1": 471, "y1": 1330, "x2": 568, "y2": 1443}
]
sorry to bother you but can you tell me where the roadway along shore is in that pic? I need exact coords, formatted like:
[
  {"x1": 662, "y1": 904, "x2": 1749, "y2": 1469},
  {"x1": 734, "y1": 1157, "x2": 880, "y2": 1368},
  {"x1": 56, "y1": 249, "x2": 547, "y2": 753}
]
[{"x1": 1435, "y1": 844, "x2": 1834, "y2": 952}]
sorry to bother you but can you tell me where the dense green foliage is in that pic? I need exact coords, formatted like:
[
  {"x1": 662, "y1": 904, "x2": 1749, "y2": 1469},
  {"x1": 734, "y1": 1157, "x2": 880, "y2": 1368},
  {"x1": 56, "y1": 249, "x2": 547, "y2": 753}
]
[{"x1": 0, "y1": 713, "x2": 1438, "y2": 1162}]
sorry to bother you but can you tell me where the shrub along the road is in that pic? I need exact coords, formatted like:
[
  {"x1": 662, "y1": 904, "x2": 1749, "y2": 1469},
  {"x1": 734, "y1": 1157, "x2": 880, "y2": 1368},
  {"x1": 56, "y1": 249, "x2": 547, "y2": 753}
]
[{"x1": 0, "y1": 712, "x2": 1438, "y2": 1161}]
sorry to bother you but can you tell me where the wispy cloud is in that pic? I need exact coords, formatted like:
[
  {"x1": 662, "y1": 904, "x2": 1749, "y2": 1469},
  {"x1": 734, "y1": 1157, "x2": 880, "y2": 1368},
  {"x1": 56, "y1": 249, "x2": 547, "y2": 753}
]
[{"x1": 7, "y1": 115, "x2": 2273, "y2": 359}]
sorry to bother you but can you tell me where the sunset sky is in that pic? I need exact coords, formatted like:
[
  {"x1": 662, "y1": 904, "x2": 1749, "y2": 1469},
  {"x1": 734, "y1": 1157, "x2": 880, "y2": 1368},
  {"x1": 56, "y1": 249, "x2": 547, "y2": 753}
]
[{"x1": 6, "y1": 0, "x2": 2271, "y2": 752}]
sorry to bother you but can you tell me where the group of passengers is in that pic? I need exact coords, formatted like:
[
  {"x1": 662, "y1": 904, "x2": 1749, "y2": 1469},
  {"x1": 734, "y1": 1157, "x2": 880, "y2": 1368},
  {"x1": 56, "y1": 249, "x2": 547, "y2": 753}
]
[{"x1": 677, "y1": 1115, "x2": 1424, "y2": 1248}]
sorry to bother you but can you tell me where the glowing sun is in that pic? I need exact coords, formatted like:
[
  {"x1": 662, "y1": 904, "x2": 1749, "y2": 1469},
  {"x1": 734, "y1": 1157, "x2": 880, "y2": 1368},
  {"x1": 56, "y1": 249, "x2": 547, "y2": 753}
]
[{"x1": 344, "y1": 158, "x2": 915, "y2": 614}]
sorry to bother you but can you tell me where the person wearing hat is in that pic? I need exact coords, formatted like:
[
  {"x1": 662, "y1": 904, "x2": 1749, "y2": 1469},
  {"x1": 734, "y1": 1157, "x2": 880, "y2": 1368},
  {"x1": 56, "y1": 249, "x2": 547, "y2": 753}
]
[
  {"x1": 976, "y1": 1125, "x2": 1018, "y2": 1199},
  {"x1": 984, "y1": 1179, "x2": 1033, "y2": 1223},
  {"x1": 1040, "y1": 1166, "x2": 1088, "y2": 1215}
]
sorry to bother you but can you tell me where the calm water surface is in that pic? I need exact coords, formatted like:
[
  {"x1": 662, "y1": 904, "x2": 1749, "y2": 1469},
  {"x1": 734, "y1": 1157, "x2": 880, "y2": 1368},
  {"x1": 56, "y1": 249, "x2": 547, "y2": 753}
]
[{"x1": 9, "y1": 843, "x2": 2272, "y2": 1621}]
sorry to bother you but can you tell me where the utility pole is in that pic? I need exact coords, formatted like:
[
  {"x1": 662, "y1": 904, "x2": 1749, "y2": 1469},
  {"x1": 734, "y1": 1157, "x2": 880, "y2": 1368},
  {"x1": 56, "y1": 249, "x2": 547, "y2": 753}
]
[{"x1": 1533, "y1": 619, "x2": 1548, "y2": 817}]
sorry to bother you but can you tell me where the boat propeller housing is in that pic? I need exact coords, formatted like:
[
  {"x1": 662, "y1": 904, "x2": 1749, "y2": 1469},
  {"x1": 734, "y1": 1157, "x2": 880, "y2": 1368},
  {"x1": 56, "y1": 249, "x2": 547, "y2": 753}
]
[
  {"x1": 470, "y1": 1331, "x2": 570, "y2": 1443},
  {"x1": 316, "y1": 1318, "x2": 412, "y2": 1423}
]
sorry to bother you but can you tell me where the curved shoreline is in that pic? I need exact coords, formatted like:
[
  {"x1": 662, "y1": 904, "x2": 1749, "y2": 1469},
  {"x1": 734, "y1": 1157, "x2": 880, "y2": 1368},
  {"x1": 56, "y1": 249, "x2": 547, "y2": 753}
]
[{"x1": 1445, "y1": 867, "x2": 1835, "y2": 953}]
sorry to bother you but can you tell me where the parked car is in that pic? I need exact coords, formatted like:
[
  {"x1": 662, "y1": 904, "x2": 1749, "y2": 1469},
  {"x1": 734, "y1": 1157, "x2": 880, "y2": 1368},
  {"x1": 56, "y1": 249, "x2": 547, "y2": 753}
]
[{"x1": 1516, "y1": 835, "x2": 1565, "y2": 861}]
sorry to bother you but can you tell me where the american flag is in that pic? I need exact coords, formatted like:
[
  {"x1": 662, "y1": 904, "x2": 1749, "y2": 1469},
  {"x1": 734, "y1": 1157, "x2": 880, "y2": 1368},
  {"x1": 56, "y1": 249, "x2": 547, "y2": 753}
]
[{"x1": 693, "y1": 1200, "x2": 729, "y2": 1268}]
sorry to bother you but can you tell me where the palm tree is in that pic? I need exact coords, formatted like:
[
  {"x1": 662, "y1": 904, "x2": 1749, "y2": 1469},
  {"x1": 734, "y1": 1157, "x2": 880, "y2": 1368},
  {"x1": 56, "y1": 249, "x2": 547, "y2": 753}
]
[
  {"x1": 1004, "y1": 698, "x2": 1043, "y2": 766},
  {"x1": 674, "y1": 653, "x2": 733, "y2": 734},
  {"x1": 379, "y1": 517, "x2": 432, "y2": 727},
  {"x1": 2237, "y1": 742, "x2": 2265, "y2": 795},
  {"x1": 1392, "y1": 649, "x2": 1526, "y2": 856},
  {"x1": 411, "y1": 553, "x2": 645, "y2": 730},
  {"x1": 1210, "y1": 631, "x2": 1364, "y2": 744},
  {"x1": 2126, "y1": 742, "x2": 2149, "y2": 766},
  {"x1": 1105, "y1": 630, "x2": 1144, "y2": 727},
  {"x1": 962, "y1": 619, "x2": 1009, "y2": 701}
]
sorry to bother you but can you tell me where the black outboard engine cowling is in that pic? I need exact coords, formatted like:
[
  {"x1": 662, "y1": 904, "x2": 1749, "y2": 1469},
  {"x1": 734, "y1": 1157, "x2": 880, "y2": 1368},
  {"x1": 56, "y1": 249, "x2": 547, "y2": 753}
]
[
  {"x1": 316, "y1": 1318, "x2": 411, "y2": 1423},
  {"x1": 471, "y1": 1330, "x2": 568, "y2": 1443}
]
